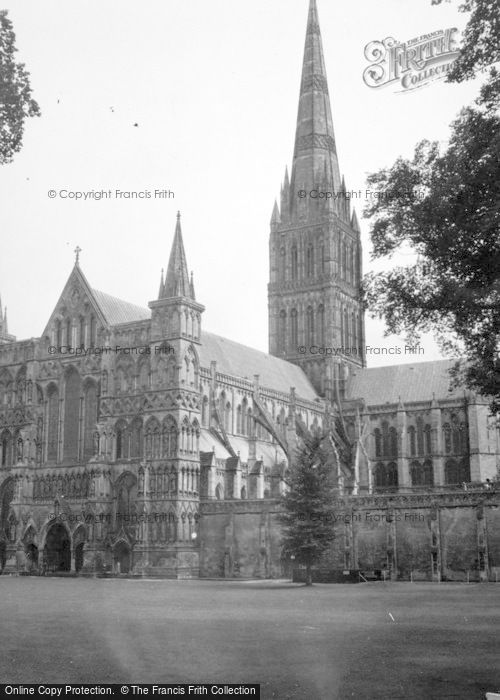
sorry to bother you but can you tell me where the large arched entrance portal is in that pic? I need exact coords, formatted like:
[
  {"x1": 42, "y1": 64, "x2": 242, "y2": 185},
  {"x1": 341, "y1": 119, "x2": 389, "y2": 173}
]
[
  {"x1": 114, "y1": 541, "x2": 131, "y2": 574},
  {"x1": 44, "y1": 524, "x2": 71, "y2": 572}
]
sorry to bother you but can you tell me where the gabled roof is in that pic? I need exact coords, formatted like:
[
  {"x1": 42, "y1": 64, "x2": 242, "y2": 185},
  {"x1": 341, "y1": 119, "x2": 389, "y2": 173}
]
[
  {"x1": 346, "y1": 360, "x2": 464, "y2": 406},
  {"x1": 199, "y1": 330, "x2": 319, "y2": 401},
  {"x1": 92, "y1": 289, "x2": 150, "y2": 325}
]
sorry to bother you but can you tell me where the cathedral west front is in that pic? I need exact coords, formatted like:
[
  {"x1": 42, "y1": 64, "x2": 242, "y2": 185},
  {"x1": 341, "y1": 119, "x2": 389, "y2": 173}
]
[{"x1": 1, "y1": 0, "x2": 499, "y2": 581}]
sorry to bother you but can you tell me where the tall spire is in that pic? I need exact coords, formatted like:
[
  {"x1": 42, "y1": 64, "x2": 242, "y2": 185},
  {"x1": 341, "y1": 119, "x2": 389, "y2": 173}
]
[
  {"x1": 290, "y1": 0, "x2": 341, "y2": 212},
  {"x1": 160, "y1": 211, "x2": 193, "y2": 299}
]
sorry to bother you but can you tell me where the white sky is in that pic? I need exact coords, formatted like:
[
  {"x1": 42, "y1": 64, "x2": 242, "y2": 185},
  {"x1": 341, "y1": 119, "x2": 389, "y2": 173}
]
[{"x1": 0, "y1": 0, "x2": 483, "y2": 367}]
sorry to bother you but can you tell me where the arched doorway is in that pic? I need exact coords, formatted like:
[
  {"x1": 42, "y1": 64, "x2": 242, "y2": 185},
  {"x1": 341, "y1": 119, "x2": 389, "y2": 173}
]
[
  {"x1": 75, "y1": 543, "x2": 84, "y2": 572},
  {"x1": 44, "y1": 524, "x2": 71, "y2": 572},
  {"x1": 25, "y1": 543, "x2": 39, "y2": 573},
  {"x1": 114, "y1": 541, "x2": 131, "y2": 574},
  {"x1": 23, "y1": 527, "x2": 39, "y2": 574},
  {"x1": 73, "y1": 526, "x2": 86, "y2": 574}
]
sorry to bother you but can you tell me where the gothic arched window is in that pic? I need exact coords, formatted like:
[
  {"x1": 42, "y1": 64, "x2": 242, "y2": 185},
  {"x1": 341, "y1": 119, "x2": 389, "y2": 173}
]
[
  {"x1": 443, "y1": 423, "x2": 451, "y2": 453},
  {"x1": 115, "y1": 421, "x2": 127, "y2": 459},
  {"x1": 381, "y1": 422, "x2": 390, "y2": 456},
  {"x1": 445, "y1": 458, "x2": 469, "y2": 484},
  {"x1": 291, "y1": 245, "x2": 298, "y2": 281},
  {"x1": 1, "y1": 430, "x2": 12, "y2": 467},
  {"x1": 79, "y1": 316, "x2": 85, "y2": 348},
  {"x1": 374, "y1": 428, "x2": 381, "y2": 458},
  {"x1": 352, "y1": 313, "x2": 359, "y2": 354},
  {"x1": 424, "y1": 424, "x2": 432, "y2": 454},
  {"x1": 89, "y1": 315, "x2": 96, "y2": 347},
  {"x1": 129, "y1": 419, "x2": 143, "y2": 459},
  {"x1": 416, "y1": 417, "x2": 424, "y2": 455},
  {"x1": 317, "y1": 305, "x2": 325, "y2": 346},
  {"x1": 408, "y1": 426, "x2": 416, "y2": 457},
  {"x1": 290, "y1": 309, "x2": 298, "y2": 349},
  {"x1": 410, "y1": 460, "x2": 434, "y2": 486},
  {"x1": 279, "y1": 247, "x2": 286, "y2": 281},
  {"x1": 342, "y1": 242, "x2": 347, "y2": 280},
  {"x1": 55, "y1": 320, "x2": 62, "y2": 348},
  {"x1": 63, "y1": 368, "x2": 81, "y2": 463},
  {"x1": 83, "y1": 381, "x2": 98, "y2": 461},
  {"x1": 247, "y1": 408, "x2": 254, "y2": 438},
  {"x1": 278, "y1": 310, "x2": 286, "y2": 353},
  {"x1": 306, "y1": 306, "x2": 314, "y2": 346},
  {"x1": 241, "y1": 399, "x2": 248, "y2": 436},
  {"x1": 389, "y1": 427, "x2": 398, "y2": 457},
  {"x1": 66, "y1": 318, "x2": 72, "y2": 347},
  {"x1": 306, "y1": 245, "x2": 314, "y2": 277},
  {"x1": 374, "y1": 462, "x2": 398, "y2": 489},
  {"x1": 47, "y1": 384, "x2": 59, "y2": 462}
]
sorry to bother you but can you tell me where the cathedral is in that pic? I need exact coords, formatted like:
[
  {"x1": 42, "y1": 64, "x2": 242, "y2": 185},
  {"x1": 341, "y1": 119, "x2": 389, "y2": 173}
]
[{"x1": 1, "y1": 0, "x2": 499, "y2": 581}]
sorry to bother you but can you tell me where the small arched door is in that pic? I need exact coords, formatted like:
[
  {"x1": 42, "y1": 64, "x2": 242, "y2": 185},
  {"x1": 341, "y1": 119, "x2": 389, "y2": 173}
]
[
  {"x1": 44, "y1": 523, "x2": 71, "y2": 572},
  {"x1": 75, "y1": 543, "x2": 84, "y2": 572},
  {"x1": 114, "y1": 541, "x2": 131, "y2": 574}
]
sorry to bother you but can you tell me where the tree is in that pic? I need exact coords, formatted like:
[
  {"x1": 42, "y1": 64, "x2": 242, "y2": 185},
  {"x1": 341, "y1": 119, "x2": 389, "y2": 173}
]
[
  {"x1": 279, "y1": 433, "x2": 337, "y2": 586},
  {"x1": 0, "y1": 10, "x2": 40, "y2": 164},
  {"x1": 431, "y1": 1, "x2": 500, "y2": 84},
  {"x1": 362, "y1": 0, "x2": 500, "y2": 414}
]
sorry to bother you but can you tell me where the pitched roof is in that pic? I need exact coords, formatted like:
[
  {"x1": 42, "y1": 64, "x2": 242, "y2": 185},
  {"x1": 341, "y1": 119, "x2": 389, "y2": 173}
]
[
  {"x1": 92, "y1": 289, "x2": 150, "y2": 325},
  {"x1": 199, "y1": 331, "x2": 319, "y2": 401},
  {"x1": 87, "y1": 287, "x2": 319, "y2": 401},
  {"x1": 346, "y1": 360, "x2": 464, "y2": 406}
]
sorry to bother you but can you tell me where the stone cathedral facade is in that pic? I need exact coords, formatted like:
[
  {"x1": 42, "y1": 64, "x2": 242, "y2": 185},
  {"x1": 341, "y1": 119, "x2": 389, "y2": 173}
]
[{"x1": 1, "y1": 0, "x2": 499, "y2": 580}]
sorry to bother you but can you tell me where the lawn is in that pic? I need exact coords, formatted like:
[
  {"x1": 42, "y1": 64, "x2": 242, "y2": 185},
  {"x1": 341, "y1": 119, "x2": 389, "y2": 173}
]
[{"x1": 0, "y1": 577, "x2": 498, "y2": 699}]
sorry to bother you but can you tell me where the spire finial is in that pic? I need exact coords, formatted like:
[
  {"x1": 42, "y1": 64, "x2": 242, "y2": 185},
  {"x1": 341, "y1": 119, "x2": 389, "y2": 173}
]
[
  {"x1": 161, "y1": 213, "x2": 193, "y2": 299},
  {"x1": 74, "y1": 246, "x2": 82, "y2": 265}
]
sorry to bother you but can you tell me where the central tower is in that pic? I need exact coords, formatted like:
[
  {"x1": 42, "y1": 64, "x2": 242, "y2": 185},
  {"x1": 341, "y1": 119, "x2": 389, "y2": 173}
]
[{"x1": 268, "y1": 0, "x2": 365, "y2": 398}]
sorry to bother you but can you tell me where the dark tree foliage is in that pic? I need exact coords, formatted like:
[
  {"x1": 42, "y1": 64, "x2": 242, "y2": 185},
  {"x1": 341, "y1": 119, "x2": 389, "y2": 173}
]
[
  {"x1": 279, "y1": 433, "x2": 337, "y2": 586},
  {"x1": 431, "y1": 0, "x2": 500, "y2": 84},
  {"x1": 0, "y1": 10, "x2": 40, "y2": 164},
  {"x1": 362, "y1": 0, "x2": 500, "y2": 415}
]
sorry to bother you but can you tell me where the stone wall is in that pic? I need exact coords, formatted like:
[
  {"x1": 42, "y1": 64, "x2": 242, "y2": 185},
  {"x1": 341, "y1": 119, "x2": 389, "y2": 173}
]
[{"x1": 199, "y1": 489, "x2": 500, "y2": 582}]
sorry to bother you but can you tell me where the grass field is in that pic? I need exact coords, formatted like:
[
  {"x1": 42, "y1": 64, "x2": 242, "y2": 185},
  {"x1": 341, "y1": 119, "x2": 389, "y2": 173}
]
[{"x1": 0, "y1": 577, "x2": 499, "y2": 699}]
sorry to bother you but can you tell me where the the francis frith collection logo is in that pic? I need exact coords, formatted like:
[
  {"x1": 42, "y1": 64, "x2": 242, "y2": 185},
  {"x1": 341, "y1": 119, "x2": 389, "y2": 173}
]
[{"x1": 363, "y1": 28, "x2": 460, "y2": 92}]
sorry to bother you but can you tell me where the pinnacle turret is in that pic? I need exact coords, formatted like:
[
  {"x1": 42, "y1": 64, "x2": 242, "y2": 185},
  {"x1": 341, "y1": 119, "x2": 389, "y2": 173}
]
[
  {"x1": 0, "y1": 295, "x2": 15, "y2": 344},
  {"x1": 160, "y1": 212, "x2": 193, "y2": 300}
]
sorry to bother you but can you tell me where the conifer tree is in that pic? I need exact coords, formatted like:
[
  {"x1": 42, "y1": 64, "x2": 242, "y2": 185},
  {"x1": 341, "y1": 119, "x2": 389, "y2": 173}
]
[{"x1": 279, "y1": 433, "x2": 337, "y2": 586}]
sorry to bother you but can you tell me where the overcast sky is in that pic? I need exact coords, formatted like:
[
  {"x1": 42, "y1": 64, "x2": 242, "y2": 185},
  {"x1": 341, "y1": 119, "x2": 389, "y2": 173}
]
[{"x1": 0, "y1": 0, "x2": 483, "y2": 367}]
